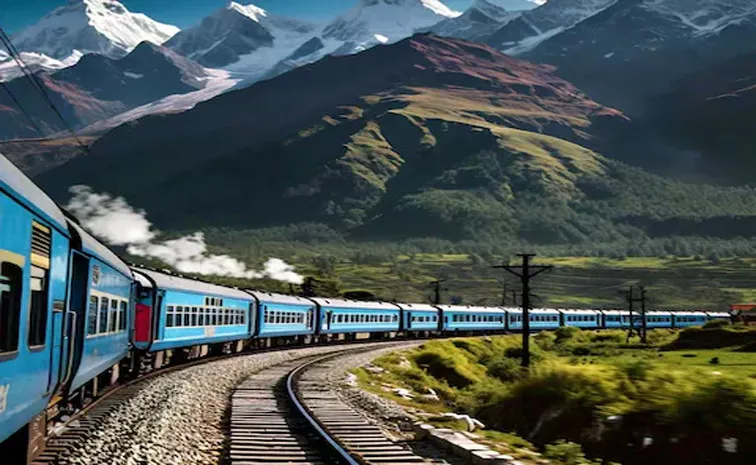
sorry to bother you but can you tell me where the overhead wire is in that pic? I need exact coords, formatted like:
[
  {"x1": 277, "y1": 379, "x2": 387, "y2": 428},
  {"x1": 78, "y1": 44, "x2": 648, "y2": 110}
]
[{"x1": 0, "y1": 25, "x2": 89, "y2": 153}]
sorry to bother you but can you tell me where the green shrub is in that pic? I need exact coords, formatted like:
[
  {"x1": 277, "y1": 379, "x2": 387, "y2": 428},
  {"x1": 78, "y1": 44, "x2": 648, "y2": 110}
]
[
  {"x1": 555, "y1": 326, "x2": 582, "y2": 343},
  {"x1": 572, "y1": 345, "x2": 592, "y2": 356},
  {"x1": 487, "y1": 356, "x2": 525, "y2": 382},
  {"x1": 703, "y1": 319, "x2": 730, "y2": 329},
  {"x1": 621, "y1": 359, "x2": 653, "y2": 381},
  {"x1": 543, "y1": 440, "x2": 598, "y2": 465}
]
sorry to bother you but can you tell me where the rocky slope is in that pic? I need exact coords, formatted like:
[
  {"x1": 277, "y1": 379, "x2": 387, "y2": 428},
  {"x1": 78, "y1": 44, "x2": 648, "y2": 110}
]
[
  {"x1": 0, "y1": 42, "x2": 208, "y2": 140},
  {"x1": 525, "y1": 0, "x2": 756, "y2": 112}
]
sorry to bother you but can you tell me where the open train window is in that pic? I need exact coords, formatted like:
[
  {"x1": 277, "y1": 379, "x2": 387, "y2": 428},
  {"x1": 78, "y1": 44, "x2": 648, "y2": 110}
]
[{"x1": 0, "y1": 262, "x2": 22, "y2": 354}]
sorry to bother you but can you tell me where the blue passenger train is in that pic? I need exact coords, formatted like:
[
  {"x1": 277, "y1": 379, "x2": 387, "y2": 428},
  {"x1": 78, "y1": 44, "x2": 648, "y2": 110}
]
[{"x1": 0, "y1": 152, "x2": 734, "y2": 463}]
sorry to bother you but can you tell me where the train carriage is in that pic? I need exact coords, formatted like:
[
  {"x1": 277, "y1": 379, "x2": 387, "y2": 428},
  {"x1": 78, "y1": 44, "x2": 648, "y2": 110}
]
[
  {"x1": 310, "y1": 298, "x2": 400, "y2": 337},
  {"x1": 131, "y1": 269, "x2": 255, "y2": 360},
  {"x1": 66, "y1": 221, "x2": 133, "y2": 395},
  {"x1": 529, "y1": 308, "x2": 562, "y2": 330},
  {"x1": 0, "y1": 156, "x2": 73, "y2": 447},
  {"x1": 672, "y1": 311, "x2": 708, "y2": 328},
  {"x1": 396, "y1": 303, "x2": 440, "y2": 332},
  {"x1": 644, "y1": 311, "x2": 673, "y2": 329},
  {"x1": 600, "y1": 310, "x2": 634, "y2": 329},
  {"x1": 560, "y1": 309, "x2": 601, "y2": 329},
  {"x1": 247, "y1": 291, "x2": 315, "y2": 340},
  {"x1": 705, "y1": 311, "x2": 732, "y2": 322},
  {"x1": 439, "y1": 305, "x2": 506, "y2": 333}
]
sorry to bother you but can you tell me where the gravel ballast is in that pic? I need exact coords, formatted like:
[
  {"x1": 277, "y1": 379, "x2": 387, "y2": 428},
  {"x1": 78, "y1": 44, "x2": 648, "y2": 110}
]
[{"x1": 57, "y1": 343, "x2": 394, "y2": 465}]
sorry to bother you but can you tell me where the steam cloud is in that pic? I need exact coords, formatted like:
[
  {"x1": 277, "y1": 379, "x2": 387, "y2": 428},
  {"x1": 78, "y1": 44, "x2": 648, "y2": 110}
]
[{"x1": 65, "y1": 185, "x2": 304, "y2": 284}]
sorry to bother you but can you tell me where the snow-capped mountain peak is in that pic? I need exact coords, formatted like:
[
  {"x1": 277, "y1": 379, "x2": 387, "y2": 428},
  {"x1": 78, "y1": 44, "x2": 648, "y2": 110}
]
[
  {"x1": 11, "y1": 0, "x2": 179, "y2": 61},
  {"x1": 227, "y1": 1, "x2": 268, "y2": 21},
  {"x1": 324, "y1": 0, "x2": 461, "y2": 45}
]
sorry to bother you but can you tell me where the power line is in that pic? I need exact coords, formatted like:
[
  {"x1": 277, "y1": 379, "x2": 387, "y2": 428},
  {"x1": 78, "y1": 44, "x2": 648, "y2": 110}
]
[
  {"x1": 0, "y1": 26, "x2": 89, "y2": 152},
  {"x1": 0, "y1": 79, "x2": 47, "y2": 138}
]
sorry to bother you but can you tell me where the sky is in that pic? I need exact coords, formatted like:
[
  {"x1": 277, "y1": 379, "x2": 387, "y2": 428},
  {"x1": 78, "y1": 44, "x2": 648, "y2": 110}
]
[{"x1": 0, "y1": 0, "x2": 482, "y2": 33}]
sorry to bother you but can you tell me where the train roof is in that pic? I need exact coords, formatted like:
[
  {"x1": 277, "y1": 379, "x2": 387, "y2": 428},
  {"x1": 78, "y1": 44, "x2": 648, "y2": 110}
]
[
  {"x1": 246, "y1": 290, "x2": 315, "y2": 306},
  {"x1": 0, "y1": 153, "x2": 69, "y2": 232},
  {"x1": 600, "y1": 310, "x2": 630, "y2": 315},
  {"x1": 559, "y1": 309, "x2": 601, "y2": 314},
  {"x1": 436, "y1": 305, "x2": 506, "y2": 314},
  {"x1": 706, "y1": 311, "x2": 731, "y2": 317},
  {"x1": 309, "y1": 297, "x2": 400, "y2": 310},
  {"x1": 132, "y1": 267, "x2": 253, "y2": 300},
  {"x1": 68, "y1": 220, "x2": 132, "y2": 278},
  {"x1": 395, "y1": 303, "x2": 438, "y2": 312}
]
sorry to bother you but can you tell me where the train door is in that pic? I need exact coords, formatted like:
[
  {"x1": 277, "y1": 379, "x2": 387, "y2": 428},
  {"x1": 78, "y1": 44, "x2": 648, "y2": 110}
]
[
  {"x1": 59, "y1": 251, "x2": 90, "y2": 395},
  {"x1": 406, "y1": 312, "x2": 412, "y2": 330}
]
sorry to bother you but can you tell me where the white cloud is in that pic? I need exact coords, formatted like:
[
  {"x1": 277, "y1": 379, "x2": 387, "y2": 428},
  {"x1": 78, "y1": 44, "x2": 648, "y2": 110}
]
[{"x1": 65, "y1": 185, "x2": 304, "y2": 284}]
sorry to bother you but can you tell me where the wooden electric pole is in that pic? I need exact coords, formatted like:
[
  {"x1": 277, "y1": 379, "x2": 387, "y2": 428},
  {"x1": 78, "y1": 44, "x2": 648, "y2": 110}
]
[
  {"x1": 494, "y1": 254, "x2": 553, "y2": 368},
  {"x1": 429, "y1": 278, "x2": 448, "y2": 305},
  {"x1": 639, "y1": 286, "x2": 648, "y2": 343},
  {"x1": 623, "y1": 286, "x2": 648, "y2": 343}
]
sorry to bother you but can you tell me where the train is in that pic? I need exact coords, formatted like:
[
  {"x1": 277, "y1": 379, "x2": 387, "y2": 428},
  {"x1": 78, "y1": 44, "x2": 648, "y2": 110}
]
[{"x1": 0, "y1": 152, "x2": 732, "y2": 461}]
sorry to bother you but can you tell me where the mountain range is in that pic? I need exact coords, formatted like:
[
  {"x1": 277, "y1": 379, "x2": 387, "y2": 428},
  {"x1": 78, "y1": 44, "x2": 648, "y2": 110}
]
[{"x1": 2, "y1": 0, "x2": 756, "y2": 249}]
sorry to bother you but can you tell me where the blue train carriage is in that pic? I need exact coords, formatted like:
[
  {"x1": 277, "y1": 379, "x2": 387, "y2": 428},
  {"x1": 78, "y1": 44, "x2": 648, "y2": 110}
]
[
  {"x1": 528, "y1": 308, "x2": 562, "y2": 330},
  {"x1": 599, "y1": 310, "x2": 635, "y2": 329},
  {"x1": 560, "y1": 309, "x2": 601, "y2": 329},
  {"x1": 246, "y1": 291, "x2": 316, "y2": 345},
  {"x1": 502, "y1": 306, "x2": 522, "y2": 331},
  {"x1": 644, "y1": 311, "x2": 673, "y2": 329},
  {"x1": 65, "y1": 221, "x2": 133, "y2": 402},
  {"x1": 671, "y1": 311, "x2": 709, "y2": 328},
  {"x1": 396, "y1": 303, "x2": 441, "y2": 334},
  {"x1": 0, "y1": 154, "x2": 74, "y2": 453},
  {"x1": 438, "y1": 305, "x2": 506, "y2": 333},
  {"x1": 131, "y1": 268, "x2": 255, "y2": 369},
  {"x1": 705, "y1": 311, "x2": 732, "y2": 323},
  {"x1": 310, "y1": 298, "x2": 400, "y2": 341}
]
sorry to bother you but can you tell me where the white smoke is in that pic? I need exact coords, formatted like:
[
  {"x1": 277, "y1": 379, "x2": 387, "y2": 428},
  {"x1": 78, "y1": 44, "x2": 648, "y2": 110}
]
[{"x1": 65, "y1": 185, "x2": 304, "y2": 284}]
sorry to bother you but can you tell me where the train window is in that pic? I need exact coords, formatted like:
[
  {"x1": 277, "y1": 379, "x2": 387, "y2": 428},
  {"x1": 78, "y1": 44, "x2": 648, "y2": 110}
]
[
  {"x1": 109, "y1": 299, "x2": 119, "y2": 332},
  {"x1": 181, "y1": 307, "x2": 189, "y2": 326},
  {"x1": 119, "y1": 301, "x2": 127, "y2": 331},
  {"x1": 98, "y1": 297, "x2": 109, "y2": 333},
  {"x1": 166, "y1": 306, "x2": 174, "y2": 327},
  {"x1": 190, "y1": 307, "x2": 197, "y2": 326},
  {"x1": 28, "y1": 265, "x2": 49, "y2": 347},
  {"x1": 393, "y1": 315, "x2": 398, "y2": 322},
  {"x1": 199, "y1": 308, "x2": 205, "y2": 326},
  {"x1": 0, "y1": 262, "x2": 23, "y2": 353}
]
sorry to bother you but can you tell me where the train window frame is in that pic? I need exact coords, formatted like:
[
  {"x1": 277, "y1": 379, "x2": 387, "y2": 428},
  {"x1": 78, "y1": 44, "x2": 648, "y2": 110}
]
[
  {"x1": 108, "y1": 298, "x2": 119, "y2": 333},
  {"x1": 98, "y1": 296, "x2": 109, "y2": 334},
  {"x1": 119, "y1": 300, "x2": 127, "y2": 331},
  {"x1": 27, "y1": 264, "x2": 49, "y2": 349},
  {"x1": 0, "y1": 261, "x2": 23, "y2": 356},
  {"x1": 167, "y1": 305, "x2": 175, "y2": 327},
  {"x1": 87, "y1": 295, "x2": 98, "y2": 335}
]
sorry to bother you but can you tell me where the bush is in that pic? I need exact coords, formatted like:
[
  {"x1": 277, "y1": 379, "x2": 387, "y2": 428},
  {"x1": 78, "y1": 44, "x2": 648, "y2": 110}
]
[
  {"x1": 487, "y1": 356, "x2": 525, "y2": 382},
  {"x1": 621, "y1": 359, "x2": 653, "y2": 381},
  {"x1": 709, "y1": 357, "x2": 720, "y2": 365},
  {"x1": 543, "y1": 440, "x2": 599, "y2": 465},
  {"x1": 572, "y1": 345, "x2": 592, "y2": 356},
  {"x1": 555, "y1": 326, "x2": 582, "y2": 343},
  {"x1": 703, "y1": 319, "x2": 730, "y2": 329}
]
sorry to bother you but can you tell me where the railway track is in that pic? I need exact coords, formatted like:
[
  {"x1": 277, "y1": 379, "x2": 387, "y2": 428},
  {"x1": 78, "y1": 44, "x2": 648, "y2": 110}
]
[{"x1": 229, "y1": 347, "x2": 437, "y2": 465}]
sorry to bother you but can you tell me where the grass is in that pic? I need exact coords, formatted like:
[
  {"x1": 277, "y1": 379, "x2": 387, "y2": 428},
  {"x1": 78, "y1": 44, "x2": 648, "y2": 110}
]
[{"x1": 353, "y1": 326, "x2": 756, "y2": 465}]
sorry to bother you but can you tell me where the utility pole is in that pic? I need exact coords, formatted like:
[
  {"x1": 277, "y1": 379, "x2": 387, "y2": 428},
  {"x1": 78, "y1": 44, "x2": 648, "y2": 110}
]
[
  {"x1": 500, "y1": 282, "x2": 508, "y2": 306},
  {"x1": 429, "y1": 278, "x2": 448, "y2": 305},
  {"x1": 511, "y1": 290, "x2": 518, "y2": 306},
  {"x1": 494, "y1": 254, "x2": 553, "y2": 368},
  {"x1": 624, "y1": 287, "x2": 635, "y2": 343},
  {"x1": 639, "y1": 286, "x2": 648, "y2": 343}
]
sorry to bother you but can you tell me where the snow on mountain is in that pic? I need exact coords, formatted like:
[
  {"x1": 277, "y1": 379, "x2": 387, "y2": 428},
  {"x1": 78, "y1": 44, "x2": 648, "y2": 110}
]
[
  {"x1": 12, "y1": 0, "x2": 179, "y2": 62},
  {"x1": 425, "y1": 0, "x2": 526, "y2": 41},
  {"x1": 166, "y1": 1, "x2": 316, "y2": 74},
  {"x1": 0, "y1": 51, "x2": 82, "y2": 82},
  {"x1": 322, "y1": 0, "x2": 461, "y2": 51},
  {"x1": 524, "y1": 0, "x2": 756, "y2": 111},
  {"x1": 487, "y1": 0, "x2": 616, "y2": 55}
]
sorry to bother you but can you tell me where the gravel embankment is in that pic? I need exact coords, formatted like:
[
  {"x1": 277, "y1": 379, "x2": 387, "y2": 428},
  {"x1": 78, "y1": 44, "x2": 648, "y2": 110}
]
[{"x1": 57, "y1": 343, "x2": 391, "y2": 465}]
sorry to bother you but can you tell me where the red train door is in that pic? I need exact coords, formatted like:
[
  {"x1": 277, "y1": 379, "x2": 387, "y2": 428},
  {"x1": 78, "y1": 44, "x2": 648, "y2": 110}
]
[{"x1": 134, "y1": 303, "x2": 152, "y2": 343}]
